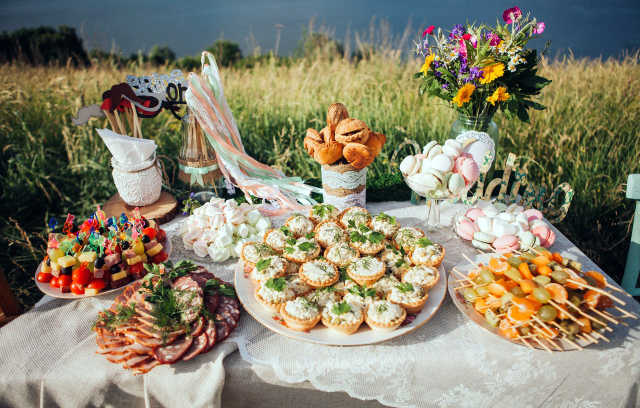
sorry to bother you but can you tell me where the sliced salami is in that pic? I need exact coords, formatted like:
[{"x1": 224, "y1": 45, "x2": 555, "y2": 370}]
[
  {"x1": 123, "y1": 286, "x2": 135, "y2": 299},
  {"x1": 190, "y1": 315, "x2": 205, "y2": 337},
  {"x1": 204, "y1": 294, "x2": 220, "y2": 315},
  {"x1": 220, "y1": 296, "x2": 240, "y2": 310},
  {"x1": 154, "y1": 337, "x2": 193, "y2": 364},
  {"x1": 181, "y1": 333, "x2": 208, "y2": 361},
  {"x1": 122, "y1": 355, "x2": 153, "y2": 370},
  {"x1": 219, "y1": 300, "x2": 241, "y2": 321},
  {"x1": 114, "y1": 294, "x2": 129, "y2": 305},
  {"x1": 215, "y1": 315, "x2": 232, "y2": 342},
  {"x1": 200, "y1": 319, "x2": 218, "y2": 354},
  {"x1": 216, "y1": 308, "x2": 237, "y2": 330},
  {"x1": 173, "y1": 276, "x2": 201, "y2": 293}
]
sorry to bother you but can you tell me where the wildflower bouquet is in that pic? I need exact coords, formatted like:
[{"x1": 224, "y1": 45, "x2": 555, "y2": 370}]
[{"x1": 414, "y1": 6, "x2": 551, "y2": 123}]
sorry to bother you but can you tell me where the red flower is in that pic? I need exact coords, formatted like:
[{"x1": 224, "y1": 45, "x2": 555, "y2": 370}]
[
  {"x1": 423, "y1": 25, "x2": 435, "y2": 36},
  {"x1": 503, "y1": 6, "x2": 522, "y2": 24},
  {"x1": 462, "y1": 34, "x2": 472, "y2": 41}
]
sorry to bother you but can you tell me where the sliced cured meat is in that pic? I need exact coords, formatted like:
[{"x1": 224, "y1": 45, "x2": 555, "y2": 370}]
[
  {"x1": 137, "y1": 316, "x2": 157, "y2": 327},
  {"x1": 204, "y1": 294, "x2": 219, "y2": 315},
  {"x1": 216, "y1": 308, "x2": 237, "y2": 330},
  {"x1": 134, "y1": 306, "x2": 156, "y2": 320},
  {"x1": 181, "y1": 333, "x2": 208, "y2": 361},
  {"x1": 200, "y1": 319, "x2": 218, "y2": 354},
  {"x1": 173, "y1": 276, "x2": 201, "y2": 293},
  {"x1": 190, "y1": 316, "x2": 205, "y2": 337},
  {"x1": 100, "y1": 332, "x2": 126, "y2": 342},
  {"x1": 122, "y1": 355, "x2": 153, "y2": 369},
  {"x1": 154, "y1": 337, "x2": 193, "y2": 364},
  {"x1": 220, "y1": 296, "x2": 240, "y2": 311},
  {"x1": 114, "y1": 294, "x2": 129, "y2": 304},
  {"x1": 215, "y1": 315, "x2": 232, "y2": 342},
  {"x1": 219, "y1": 300, "x2": 241, "y2": 321},
  {"x1": 114, "y1": 325, "x2": 142, "y2": 335},
  {"x1": 128, "y1": 342, "x2": 154, "y2": 355},
  {"x1": 131, "y1": 359, "x2": 163, "y2": 375},
  {"x1": 123, "y1": 286, "x2": 135, "y2": 299},
  {"x1": 188, "y1": 274, "x2": 210, "y2": 289},
  {"x1": 96, "y1": 345, "x2": 132, "y2": 356},
  {"x1": 128, "y1": 334, "x2": 176, "y2": 348},
  {"x1": 96, "y1": 335, "x2": 130, "y2": 349},
  {"x1": 105, "y1": 352, "x2": 136, "y2": 364},
  {"x1": 138, "y1": 324, "x2": 162, "y2": 338}
]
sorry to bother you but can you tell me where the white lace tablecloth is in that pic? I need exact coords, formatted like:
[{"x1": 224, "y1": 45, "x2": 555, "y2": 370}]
[{"x1": 1, "y1": 201, "x2": 639, "y2": 408}]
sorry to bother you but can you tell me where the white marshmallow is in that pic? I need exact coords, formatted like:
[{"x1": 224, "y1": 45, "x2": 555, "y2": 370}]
[
  {"x1": 494, "y1": 202, "x2": 508, "y2": 212},
  {"x1": 255, "y1": 217, "x2": 271, "y2": 231},
  {"x1": 192, "y1": 241, "x2": 209, "y2": 258},
  {"x1": 513, "y1": 206, "x2": 525, "y2": 214},
  {"x1": 246, "y1": 210, "x2": 261, "y2": 226},
  {"x1": 477, "y1": 217, "x2": 493, "y2": 233},
  {"x1": 498, "y1": 212, "x2": 516, "y2": 223},
  {"x1": 516, "y1": 213, "x2": 529, "y2": 224},
  {"x1": 236, "y1": 224, "x2": 250, "y2": 238},
  {"x1": 483, "y1": 206, "x2": 500, "y2": 217},
  {"x1": 208, "y1": 246, "x2": 230, "y2": 262},
  {"x1": 431, "y1": 154, "x2": 455, "y2": 173},
  {"x1": 505, "y1": 203, "x2": 519, "y2": 214},
  {"x1": 214, "y1": 232, "x2": 233, "y2": 248}
]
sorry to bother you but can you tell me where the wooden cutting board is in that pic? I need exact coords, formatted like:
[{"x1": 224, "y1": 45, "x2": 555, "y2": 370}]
[{"x1": 102, "y1": 192, "x2": 178, "y2": 225}]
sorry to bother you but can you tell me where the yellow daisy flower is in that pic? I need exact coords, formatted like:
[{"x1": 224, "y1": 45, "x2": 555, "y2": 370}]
[
  {"x1": 452, "y1": 83, "x2": 476, "y2": 107},
  {"x1": 480, "y1": 63, "x2": 505, "y2": 84},
  {"x1": 420, "y1": 54, "x2": 435, "y2": 75},
  {"x1": 487, "y1": 87, "x2": 510, "y2": 106}
]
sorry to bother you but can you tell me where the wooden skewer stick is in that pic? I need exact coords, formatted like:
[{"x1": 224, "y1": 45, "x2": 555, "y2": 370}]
[
  {"x1": 547, "y1": 300, "x2": 586, "y2": 326},
  {"x1": 532, "y1": 335, "x2": 553, "y2": 353},
  {"x1": 562, "y1": 299, "x2": 608, "y2": 327},
  {"x1": 575, "y1": 334, "x2": 592, "y2": 346},
  {"x1": 560, "y1": 335, "x2": 584, "y2": 351},
  {"x1": 113, "y1": 110, "x2": 126, "y2": 135},
  {"x1": 454, "y1": 284, "x2": 473, "y2": 291},
  {"x1": 514, "y1": 334, "x2": 538, "y2": 341},
  {"x1": 531, "y1": 315, "x2": 557, "y2": 338},
  {"x1": 591, "y1": 331, "x2": 610, "y2": 343},
  {"x1": 485, "y1": 247, "x2": 509, "y2": 259},
  {"x1": 511, "y1": 319, "x2": 534, "y2": 329},
  {"x1": 131, "y1": 104, "x2": 141, "y2": 138},
  {"x1": 600, "y1": 310, "x2": 629, "y2": 327},
  {"x1": 589, "y1": 308, "x2": 621, "y2": 325},
  {"x1": 614, "y1": 306, "x2": 637, "y2": 319},
  {"x1": 546, "y1": 338, "x2": 564, "y2": 351},
  {"x1": 477, "y1": 250, "x2": 495, "y2": 263},
  {"x1": 566, "y1": 279, "x2": 626, "y2": 306},
  {"x1": 580, "y1": 332, "x2": 599, "y2": 344},
  {"x1": 520, "y1": 338, "x2": 536, "y2": 350},
  {"x1": 462, "y1": 253, "x2": 483, "y2": 270},
  {"x1": 451, "y1": 269, "x2": 476, "y2": 286},
  {"x1": 550, "y1": 321, "x2": 570, "y2": 334}
]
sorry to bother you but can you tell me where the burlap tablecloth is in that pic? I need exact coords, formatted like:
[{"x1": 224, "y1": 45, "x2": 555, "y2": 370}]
[{"x1": 1, "y1": 201, "x2": 639, "y2": 408}]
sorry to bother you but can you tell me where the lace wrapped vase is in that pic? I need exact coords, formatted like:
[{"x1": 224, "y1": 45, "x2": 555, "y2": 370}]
[
  {"x1": 111, "y1": 156, "x2": 162, "y2": 206},
  {"x1": 321, "y1": 163, "x2": 366, "y2": 211}
]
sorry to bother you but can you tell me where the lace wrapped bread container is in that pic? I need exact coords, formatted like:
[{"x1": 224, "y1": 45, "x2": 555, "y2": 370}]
[
  {"x1": 111, "y1": 156, "x2": 162, "y2": 206},
  {"x1": 303, "y1": 103, "x2": 387, "y2": 211}
]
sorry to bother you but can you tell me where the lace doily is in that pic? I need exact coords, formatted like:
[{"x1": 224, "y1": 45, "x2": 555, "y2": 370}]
[
  {"x1": 455, "y1": 131, "x2": 496, "y2": 168},
  {"x1": 323, "y1": 188, "x2": 366, "y2": 211},
  {"x1": 162, "y1": 201, "x2": 640, "y2": 408},
  {"x1": 321, "y1": 166, "x2": 367, "y2": 190}
]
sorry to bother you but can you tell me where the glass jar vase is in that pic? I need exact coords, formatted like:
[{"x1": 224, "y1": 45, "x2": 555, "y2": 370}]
[{"x1": 449, "y1": 113, "x2": 499, "y2": 181}]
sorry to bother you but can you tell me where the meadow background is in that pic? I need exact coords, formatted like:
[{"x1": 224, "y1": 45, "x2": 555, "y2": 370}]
[{"x1": 1, "y1": 25, "x2": 639, "y2": 308}]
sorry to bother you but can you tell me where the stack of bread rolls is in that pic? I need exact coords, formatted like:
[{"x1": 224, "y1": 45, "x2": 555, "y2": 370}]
[{"x1": 303, "y1": 103, "x2": 386, "y2": 170}]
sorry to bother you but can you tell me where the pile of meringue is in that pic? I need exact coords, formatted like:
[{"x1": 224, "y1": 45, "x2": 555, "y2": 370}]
[
  {"x1": 176, "y1": 198, "x2": 271, "y2": 262},
  {"x1": 400, "y1": 139, "x2": 479, "y2": 198},
  {"x1": 455, "y1": 200, "x2": 556, "y2": 253}
]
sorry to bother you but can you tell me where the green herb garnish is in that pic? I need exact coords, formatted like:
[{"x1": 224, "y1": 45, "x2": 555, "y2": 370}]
[
  {"x1": 395, "y1": 282, "x2": 415, "y2": 293},
  {"x1": 279, "y1": 226, "x2": 292, "y2": 236},
  {"x1": 298, "y1": 241, "x2": 317, "y2": 253},
  {"x1": 375, "y1": 212, "x2": 397, "y2": 225},
  {"x1": 416, "y1": 237, "x2": 433, "y2": 247},
  {"x1": 339, "y1": 267, "x2": 351, "y2": 282},
  {"x1": 265, "y1": 277, "x2": 287, "y2": 292},
  {"x1": 375, "y1": 303, "x2": 389, "y2": 314},
  {"x1": 331, "y1": 301, "x2": 352, "y2": 315},
  {"x1": 313, "y1": 204, "x2": 336, "y2": 219},
  {"x1": 348, "y1": 284, "x2": 377, "y2": 298},
  {"x1": 256, "y1": 258, "x2": 272, "y2": 271},
  {"x1": 92, "y1": 302, "x2": 137, "y2": 331},
  {"x1": 368, "y1": 231, "x2": 385, "y2": 244},
  {"x1": 285, "y1": 238, "x2": 297, "y2": 246},
  {"x1": 305, "y1": 232, "x2": 316, "y2": 239},
  {"x1": 395, "y1": 258, "x2": 408, "y2": 268},
  {"x1": 283, "y1": 247, "x2": 295, "y2": 254},
  {"x1": 205, "y1": 279, "x2": 237, "y2": 298}
]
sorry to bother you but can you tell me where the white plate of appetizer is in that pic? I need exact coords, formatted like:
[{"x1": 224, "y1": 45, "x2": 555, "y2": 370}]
[{"x1": 234, "y1": 204, "x2": 448, "y2": 346}]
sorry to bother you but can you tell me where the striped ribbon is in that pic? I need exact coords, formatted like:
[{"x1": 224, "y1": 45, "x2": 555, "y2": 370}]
[
  {"x1": 185, "y1": 51, "x2": 321, "y2": 214},
  {"x1": 178, "y1": 163, "x2": 218, "y2": 187}
]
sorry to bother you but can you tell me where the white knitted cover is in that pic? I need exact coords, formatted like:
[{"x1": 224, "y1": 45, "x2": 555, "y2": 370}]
[
  {"x1": 111, "y1": 156, "x2": 162, "y2": 206},
  {"x1": 321, "y1": 165, "x2": 366, "y2": 211}
]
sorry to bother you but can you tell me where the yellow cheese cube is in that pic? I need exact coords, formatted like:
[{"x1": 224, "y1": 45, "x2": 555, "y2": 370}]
[
  {"x1": 139, "y1": 254, "x2": 148, "y2": 263},
  {"x1": 126, "y1": 255, "x2": 142, "y2": 266},
  {"x1": 85, "y1": 288, "x2": 101, "y2": 296},
  {"x1": 78, "y1": 252, "x2": 97, "y2": 263},
  {"x1": 50, "y1": 261, "x2": 61, "y2": 272},
  {"x1": 146, "y1": 243, "x2": 163, "y2": 257},
  {"x1": 58, "y1": 255, "x2": 76, "y2": 268},
  {"x1": 111, "y1": 270, "x2": 128, "y2": 281},
  {"x1": 41, "y1": 261, "x2": 52, "y2": 274},
  {"x1": 148, "y1": 220, "x2": 157, "y2": 229}
]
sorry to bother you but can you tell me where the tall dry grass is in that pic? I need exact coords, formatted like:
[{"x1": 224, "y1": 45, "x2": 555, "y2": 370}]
[{"x1": 1, "y1": 52, "x2": 639, "y2": 308}]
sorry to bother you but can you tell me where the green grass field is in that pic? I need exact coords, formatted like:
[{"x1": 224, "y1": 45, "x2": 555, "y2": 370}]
[{"x1": 1, "y1": 51, "x2": 639, "y2": 308}]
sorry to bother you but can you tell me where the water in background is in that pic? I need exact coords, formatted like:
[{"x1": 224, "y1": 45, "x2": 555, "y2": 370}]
[{"x1": 0, "y1": 0, "x2": 638, "y2": 59}]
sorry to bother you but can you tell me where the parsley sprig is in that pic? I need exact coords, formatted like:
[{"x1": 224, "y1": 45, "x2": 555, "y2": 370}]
[
  {"x1": 375, "y1": 212, "x2": 397, "y2": 225},
  {"x1": 395, "y1": 282, "x2": 415, "y2": 293},
  {"x1": 416, "y1": 237, "x2": 434, "y2": 247},
  {"x1": 331, "y1": 301, "x2": 352, "y2": 315},
  {"x1": 265, "y1": 277, "x2": 287, "y2": 292},
  {"x1": 92, "y1": 302, "x2": 137, "y2": 331},
  {"x1": 348, "y1": 284, "x2": 377, "y2": 298},
  {"x1": 312, "y1": 204, "x2": 336, "y2": 219},
  {"x1": 256, "y1": 258, "x2": 272, "y2": 271},
  {"x1": 349, "y1": 224, "x2": 385, "y2": 245}
]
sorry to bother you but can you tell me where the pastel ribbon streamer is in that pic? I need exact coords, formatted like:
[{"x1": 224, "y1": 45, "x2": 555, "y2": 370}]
[
  {"x1": 185, "y1": 51, "x2": 322, "y2": 214},
  {"x1": 179, "y1": 163, "x2": 220, "y2": 187}
]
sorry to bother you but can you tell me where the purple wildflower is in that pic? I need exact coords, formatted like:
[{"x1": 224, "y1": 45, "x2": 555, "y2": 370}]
[
  {"x1": 469, "y1": 66, "x2": 483, "y2": 80},
  {"x1": 442, "y1": 83, "x2": 449, "y2": 90},
  {"x1": 449, "y1": 24, "x2": 465, "y2": 40}
]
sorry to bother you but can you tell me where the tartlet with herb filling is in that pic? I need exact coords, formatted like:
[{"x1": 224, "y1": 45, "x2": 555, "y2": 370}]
[
  {"x1": 264, "y1": 226, "x2": 294, "y2": 253},
  {"x1": 285, "y1": 213, "x2": 315, "y2": 238},
  {"x1": 371, "y1": 212, "x2": 400, "y2": 238},
  {"x1": 348, "y1": 224, "x2": 386, "y2": 255},
  {"x1": 401, "y1": 265, "x2": 440, "y2": 291},
  {"x1": 282, "y1": 235, "x2": 321, "y2": 265},
  {"x1": 346, "y1": 256, "x2": 386, "y2": 286},
  {"x1": 342, "y1": 283, "x2": 378, "y2": 310},
  {"x1": 393, "y1": 227, "x2": 425, "y2": 252},
  {"x1": 255, "y1": 277, "x2": 296, "y2": 312},
  {"x1": 377, "y1": 244, "x2": 411, "y2": 278},
  {"x1": 309, "y1": 204, "x2": 340, "y2": 224},
  {"x1": 250, "y1": 256, "x2": 288, "y2": 284},
  {"x1": 298, "y1": 260, "x2": 340, "y2": 288},
  {"x1": 321, "y1": 300, "x2": 365, "y2": 335},
  {"x1": 304, "y1": 286, "x2": 341, "y2": 309},
  {"x1": 408, "y1": 239, "x2": 445, "y2": 268},
  {"x1": 314, "y1": 221, "x2": 347, "y2": 248},
  {"x1": 338, "y1": 207, "x2": 372, "y2": 229},
  {"x1": 324, "y1": 242, "x2": 360, "y2": 267},
  {"x1": 284, "y1": 274, "x2": 313, "y2": 297},
  {"x1": 241, "y1": 242, "x2": 277, "y2": 269},
  {"x1": 364, "y1": 300, "x2": 407, "y2": 332},
  {"x1": 280, "y1": 297, "x2": 322, "y2": 331},
  {"x1": 387, "y1": 282, "x2": 429, "y2": 314},
  {"x1": 372, "y1": 273, "x2": 400, "y2": 298}
]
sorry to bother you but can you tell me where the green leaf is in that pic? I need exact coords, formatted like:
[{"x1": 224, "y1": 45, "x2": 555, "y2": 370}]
[
  {"x1": 395, "y1": 282, "x2": 415, "y2": 293},
  {"x1": 298, "y1": 242, "x2": 317, "y2": 252},
  {"x1": 416, "y1": 237, "x2": 433, "y2": 247},
  {"x1": 524, "y1": 100, "x2": 546, "y2": 111},
  {"x1": 279, "y1": 226, "x2": 292, "y2": 236},
  {"x1": 283, "y1": 247, "x2": 294, "y2": 254},
  {"x1": 256, "y1": 258, "x2": 272, "y2": 271},
  {"x1": 265, "y1": 277, "x2": 287, "y2": 292},
  {"x1": 331, "y1": 301, "x2": 352, "y2": 315},
  {"x1": 286, "y1": 238, "x2": 297, "y2": 246},
  {"x1": 305, "y1": 232, "x2": 316, "y2": 239},
  {"x1": 516, "y1": 103, "x2": 530, "y2": 123},
  {"x1": 368, "y1": 231, "x2": 385, "y2": 244},
  {"x1": 519, "y1": 75, "x2": 552, "y2": 90}
]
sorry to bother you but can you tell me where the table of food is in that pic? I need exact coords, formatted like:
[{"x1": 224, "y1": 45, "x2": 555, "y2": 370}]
[{"x1": 1, "y1": 7, "x2": 640, "y2": 407}]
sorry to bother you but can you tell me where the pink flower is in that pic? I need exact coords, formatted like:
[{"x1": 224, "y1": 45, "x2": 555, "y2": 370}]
[
  {"x1": 470, "y1": 35, "x2": 478, "y2": 48},
  {"x1": 533, "y1": 22, "x2": 545, "y2": 34},
  {"x1": 457, "y1": 39, "x2": 467, "y2": 57},
  {"x1": 503, "y1": 6, "x2": 522, "y2": 24},
  {"x1": 488, "y1": 33, "x2": 501, "y2": 46},
  {"x1": 423, "y1": 25, "x2": 435, "y2": 36},
  {"x1": 462, "y1": 34, "x2": 472, "y2": 41}
]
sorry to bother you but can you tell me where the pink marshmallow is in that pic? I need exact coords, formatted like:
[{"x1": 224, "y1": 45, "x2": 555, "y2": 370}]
[
  {"x1": 465, "y1": 208, "x2": 485, "y2": 222},
  {"x1": 456, "y1": 220, "x2": 478, "y2": 241},
  {"x1": 524, "y1": 209, "x2": 544, "y2": 222}
]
